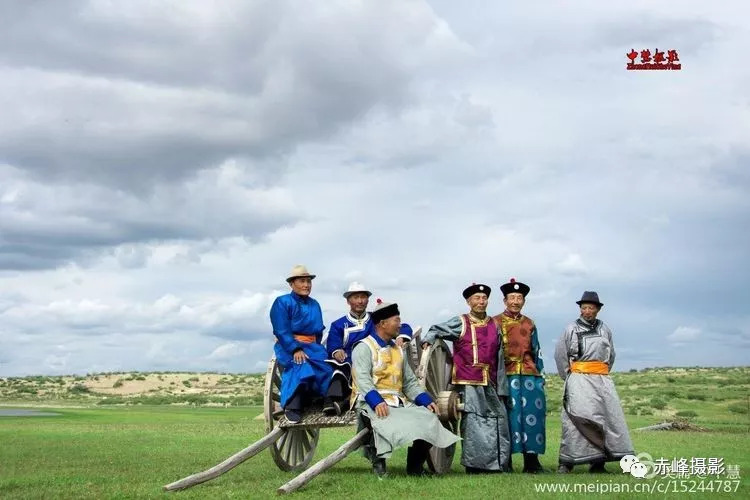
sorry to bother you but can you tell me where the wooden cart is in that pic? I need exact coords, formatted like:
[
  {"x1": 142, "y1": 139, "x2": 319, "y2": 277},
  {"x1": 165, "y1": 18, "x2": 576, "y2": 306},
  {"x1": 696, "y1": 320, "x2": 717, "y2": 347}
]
[{"x1": 163, "y1": 327, "x2": 461, "y2": 494}]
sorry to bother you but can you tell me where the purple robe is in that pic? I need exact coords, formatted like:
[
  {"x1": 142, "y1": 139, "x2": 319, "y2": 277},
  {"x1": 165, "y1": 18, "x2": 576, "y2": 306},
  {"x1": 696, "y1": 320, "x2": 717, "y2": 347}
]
[{"x1": 452, "y1": 314, "x2": 500, "y2": 387}]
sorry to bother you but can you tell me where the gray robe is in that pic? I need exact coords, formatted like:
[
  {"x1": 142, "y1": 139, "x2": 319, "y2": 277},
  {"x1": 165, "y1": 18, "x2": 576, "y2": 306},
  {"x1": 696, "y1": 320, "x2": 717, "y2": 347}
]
[
  {"x1": 423, "y1": 316, "x2": 511, "y2": 471},
  {"x1": 554, "y1": 317, "x2": 634, "y2": 465},
  {"x1": 351, "y1": 340, "x2": 460, "y2": 460}
]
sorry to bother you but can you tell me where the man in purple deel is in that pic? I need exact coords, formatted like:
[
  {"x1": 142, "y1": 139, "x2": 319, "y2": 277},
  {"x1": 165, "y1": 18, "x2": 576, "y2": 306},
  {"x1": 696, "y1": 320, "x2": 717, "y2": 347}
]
[{"x1": 422, "y1": 283, "x2": 511, "y2": 473}]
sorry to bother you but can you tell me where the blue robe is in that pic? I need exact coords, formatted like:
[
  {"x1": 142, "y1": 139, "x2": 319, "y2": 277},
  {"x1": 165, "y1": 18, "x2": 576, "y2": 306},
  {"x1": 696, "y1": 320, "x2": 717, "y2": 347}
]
[
  {"x1": 326, "y1": 313, "x2": 374, "y2": 364},
  {"x1": 270, "y1": 292, "x2": 333, "y2": 407},
  {"x1": 324, "y1": 313, "x2": 373, "y2": 387}
]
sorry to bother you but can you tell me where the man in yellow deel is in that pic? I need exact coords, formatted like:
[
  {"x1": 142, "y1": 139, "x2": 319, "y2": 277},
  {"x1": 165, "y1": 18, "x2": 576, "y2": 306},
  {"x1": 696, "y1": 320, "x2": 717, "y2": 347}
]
[{"x1": 350, "y1": 299, "x2": 460, "y2": 478}]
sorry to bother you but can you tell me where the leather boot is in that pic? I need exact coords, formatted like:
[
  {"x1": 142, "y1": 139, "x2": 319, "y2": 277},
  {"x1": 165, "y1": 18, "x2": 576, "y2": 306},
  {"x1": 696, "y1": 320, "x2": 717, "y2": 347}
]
[
  {"x1": 523, "y1": 453, "x2": 545, "y2": 473},
  {"x1": 406, "y1": 440, "x2": 432, "y2": 476},
  {"x1": 589, "y1": 460, "x2": 608, "y2": 473},
  {"x1": 557, "y1": 462, "x2": 573, "y2": 474},
  {"x1": 372, "y1": 458, "x2": 387, "y2": 479}
]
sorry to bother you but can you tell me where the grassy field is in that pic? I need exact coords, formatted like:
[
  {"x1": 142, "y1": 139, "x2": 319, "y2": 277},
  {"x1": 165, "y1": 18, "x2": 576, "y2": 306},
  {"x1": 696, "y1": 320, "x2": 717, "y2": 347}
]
[{"x1": 1, "y1": 367, "x2": 748, "y2": 499}]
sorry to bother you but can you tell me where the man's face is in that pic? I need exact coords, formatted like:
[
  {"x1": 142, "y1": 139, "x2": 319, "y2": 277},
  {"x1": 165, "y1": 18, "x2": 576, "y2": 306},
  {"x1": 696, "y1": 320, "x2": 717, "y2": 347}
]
[
  {"x1": 466, "y1": 293, "x2": 488, "y2": 314},
  {"x1": 580, "y1": 303, "x2": 600, "y2": 321},
  {"x1": 290, "y1": 277, "x2": 312, "y2": 296},
  {"x1": 504, "y1": 293, "x2": 525, "y2": 314},
  {"x1": 379, "y1": 315, "x2": 401, "y2": 338},
  {"x1": 347, "y1": 293, "x2": 369, "y2": 314}
]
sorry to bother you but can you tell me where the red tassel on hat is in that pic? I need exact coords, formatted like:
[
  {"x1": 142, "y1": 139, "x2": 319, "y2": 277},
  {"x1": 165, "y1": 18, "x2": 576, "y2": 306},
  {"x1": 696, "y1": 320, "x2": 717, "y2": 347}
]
[
  {"x1": 376, "y1": 298, "x2": 382, "y2": 304},
  {"x1": 510, "y1": 278, "x2": 516, "y2": 283}
]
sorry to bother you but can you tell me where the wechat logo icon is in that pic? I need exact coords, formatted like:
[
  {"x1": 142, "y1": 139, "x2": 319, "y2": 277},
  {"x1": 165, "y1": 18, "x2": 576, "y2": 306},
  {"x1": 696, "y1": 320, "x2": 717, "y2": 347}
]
[{"x1": 620, "y1": 453, "x2": 657, "y2": 479}]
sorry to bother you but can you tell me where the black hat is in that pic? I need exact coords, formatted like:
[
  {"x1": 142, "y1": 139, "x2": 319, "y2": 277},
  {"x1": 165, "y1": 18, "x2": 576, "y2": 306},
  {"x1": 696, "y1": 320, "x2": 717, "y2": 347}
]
[
  {"x1": 370, "y1": 298, "x2": 400, "y2": 323},
  {"x1": 576, "y1": 291, "x2": 603, "y2": 307},
  {"x1": 500, "y1": 278, "x2": 530, "y2": 297},
  {"x1": 462, "y1": 283, "x2": 491, "y2": 299}
]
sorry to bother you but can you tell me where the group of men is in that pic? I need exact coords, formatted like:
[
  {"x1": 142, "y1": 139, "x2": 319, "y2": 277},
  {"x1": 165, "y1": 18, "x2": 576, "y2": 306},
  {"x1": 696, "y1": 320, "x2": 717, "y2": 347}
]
[{"x1": 269, "y1": 265, "x2": 634, "y2": 478}]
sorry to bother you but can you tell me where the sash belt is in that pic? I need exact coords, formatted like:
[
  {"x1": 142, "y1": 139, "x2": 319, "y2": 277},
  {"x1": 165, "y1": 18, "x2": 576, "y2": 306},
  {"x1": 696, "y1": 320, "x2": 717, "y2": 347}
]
[
  {"x1": 293, "y1": 333, "x2": 316, "y2": 344},
  {"x1": 571, "y1": 361, "x2": 609, "y2": 375}
]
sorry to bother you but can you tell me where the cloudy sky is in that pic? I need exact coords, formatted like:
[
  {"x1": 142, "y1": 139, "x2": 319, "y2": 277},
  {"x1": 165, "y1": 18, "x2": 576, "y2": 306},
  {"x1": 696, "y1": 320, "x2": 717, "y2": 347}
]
[{"x1": 1, "y1": 0, "x2": 748, "y2": 377}]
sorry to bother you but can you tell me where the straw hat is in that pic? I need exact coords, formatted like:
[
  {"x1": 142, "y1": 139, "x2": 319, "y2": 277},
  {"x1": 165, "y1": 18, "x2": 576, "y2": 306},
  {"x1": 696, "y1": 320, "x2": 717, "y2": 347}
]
[{"x1": 286, "y1": 265, "x2": 316, "y2": 283}]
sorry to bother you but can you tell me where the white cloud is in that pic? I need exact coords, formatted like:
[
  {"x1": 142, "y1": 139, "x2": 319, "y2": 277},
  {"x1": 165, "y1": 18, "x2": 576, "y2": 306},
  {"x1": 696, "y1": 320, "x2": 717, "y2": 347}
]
[
  {"x1": 208, "y1": 343, "x2": 246, "y2": 361},
  {"x1": 667, "y1": 326, "x2": 702, "y2": 343},
  {"x1": 554, "y1": 254, "x2": 588, "y2": 277}
]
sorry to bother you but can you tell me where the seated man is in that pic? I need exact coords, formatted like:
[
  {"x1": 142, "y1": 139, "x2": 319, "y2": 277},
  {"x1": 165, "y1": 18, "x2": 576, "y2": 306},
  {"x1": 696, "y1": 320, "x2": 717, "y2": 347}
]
[
  {"x1": 351, "y1": 298, "x2": 460, "y2": 478},
  {"x1": 269, "y1": 265, "x2": 342, "y2": 423},
  {"x1": 324, "y1": 282, "x2": 374, "y2": 415}
]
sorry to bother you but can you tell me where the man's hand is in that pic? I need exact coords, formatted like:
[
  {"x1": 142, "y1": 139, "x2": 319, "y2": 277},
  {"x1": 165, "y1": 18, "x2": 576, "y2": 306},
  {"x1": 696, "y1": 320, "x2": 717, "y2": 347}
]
[
  {"x1": 293, "y1": 349, "x2": 309, "y2": 364},
  {"x1": 333, "y1": 350, "x2": 346, "y2": 363},
  {"x1": 374, "y1": 402, "x2": 390, "y2": 418},
  {"x1": 426, "y1": 402, "x2": 440, "y2": 416},
  {"x1": 395, "y1": 338, "x2": 405, "y2": 348},
  {"x1": 421, "y1": 342, "x2": 430, "y2": 350}
]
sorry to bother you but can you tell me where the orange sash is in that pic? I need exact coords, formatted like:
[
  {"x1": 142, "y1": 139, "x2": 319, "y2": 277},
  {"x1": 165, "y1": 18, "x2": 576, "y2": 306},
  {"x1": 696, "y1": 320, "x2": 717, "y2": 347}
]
[
  {"x1": 571, "y1": 361, "x2": 609, "y2": 375},
  {"x1": 293, "y1": 334, "x2": 316, "y2": 344}
]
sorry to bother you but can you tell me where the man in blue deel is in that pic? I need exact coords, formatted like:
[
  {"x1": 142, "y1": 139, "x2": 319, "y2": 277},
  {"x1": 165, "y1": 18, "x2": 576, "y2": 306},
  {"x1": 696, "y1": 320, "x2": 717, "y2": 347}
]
[{"x1": 269, "y1": 265, "x2": 343, "y2": 423}]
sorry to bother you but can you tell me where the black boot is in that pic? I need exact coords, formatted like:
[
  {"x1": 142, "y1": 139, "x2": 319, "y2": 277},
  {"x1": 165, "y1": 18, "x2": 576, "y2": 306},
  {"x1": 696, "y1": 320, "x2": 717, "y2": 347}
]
[
  {"x1": 523, "y1": 453, "x2": 545, "y2": 473},
  {"x1": 322, "y1": 398, "x2": 337, "y2": 416},
  {"x1": 465, "y1": 466, "x2": 502, "y2": 474},
  {"x1": 589, "y1": 460, "x2": 608, "y2": 473},
  {"x1": 372, "y1": 458, "x2": 388, "y2": 479},
  {"x1": 323, "y1": 378, "x2": 348, "y2": 416},
  {"x1": 506, "y1": 454, "x2": 514, "y2": 473},
  {"x1": 557, "y1": 462, "x2": 573, "y2": 474},
  {"x1": 284, "y1": 388, "x2": 305, "y2": 423},
  {"x1": 406, "y1": 440, "x2": 433, "y2": 476}
]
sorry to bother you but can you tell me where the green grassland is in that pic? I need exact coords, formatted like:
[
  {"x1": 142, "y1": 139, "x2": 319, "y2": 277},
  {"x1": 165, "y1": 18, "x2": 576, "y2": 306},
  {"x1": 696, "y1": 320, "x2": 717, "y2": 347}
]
[{"x1": 1, "y1": 367, "x2": 748, "y2": 499}]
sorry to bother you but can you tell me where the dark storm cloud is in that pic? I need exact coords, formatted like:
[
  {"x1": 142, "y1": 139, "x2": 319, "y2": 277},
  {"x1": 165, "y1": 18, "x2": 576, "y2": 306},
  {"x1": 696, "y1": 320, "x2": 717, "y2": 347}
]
[
  {"x1": 0, "y1": 163, "x2": 302, "y2": 270},
  {"x1": 0, "y1": 0, "x2": 446, "y2": 190}
]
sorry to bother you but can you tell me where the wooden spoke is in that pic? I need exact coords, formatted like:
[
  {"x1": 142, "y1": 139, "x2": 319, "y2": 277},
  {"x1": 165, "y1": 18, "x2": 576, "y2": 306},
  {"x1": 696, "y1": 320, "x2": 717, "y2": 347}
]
[
  {"x1": 294, "y1": 433, "x2": 304, "y2": 465},
  {"x1": 298, "y1": 430, "x2": 311, "y2": 452},
  {"x1": 306, "y1": 429, "x2": 316, "y2": 443},
  {"x1": 282, "y1": 433, "x2": 294, "y2": 464},
  {"x1": 289, "y1": 433, "x2": 299, "y2": 466},
  {"x1": 277, "y1": 431, "x2": 289, "y2": 453},
  {"x1": 416, "y1": 338, "x2": 458, "y2": 475}
]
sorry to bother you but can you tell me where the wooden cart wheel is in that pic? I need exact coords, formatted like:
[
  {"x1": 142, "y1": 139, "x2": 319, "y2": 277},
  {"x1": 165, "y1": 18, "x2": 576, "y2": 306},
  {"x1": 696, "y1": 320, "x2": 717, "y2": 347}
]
[
  {"x1": 263, "y1": 357, "x2": 319, "y2": 472},
  {"x1": 417, "y1": 339, "x2": 458, "y2": 474}
]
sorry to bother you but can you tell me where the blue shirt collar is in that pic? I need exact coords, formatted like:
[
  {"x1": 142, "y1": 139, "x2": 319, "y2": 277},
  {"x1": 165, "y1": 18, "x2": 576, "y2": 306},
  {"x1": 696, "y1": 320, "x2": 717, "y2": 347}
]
[{"x1": 370, "y1": 332, "x2": 395, "y2": 348}]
